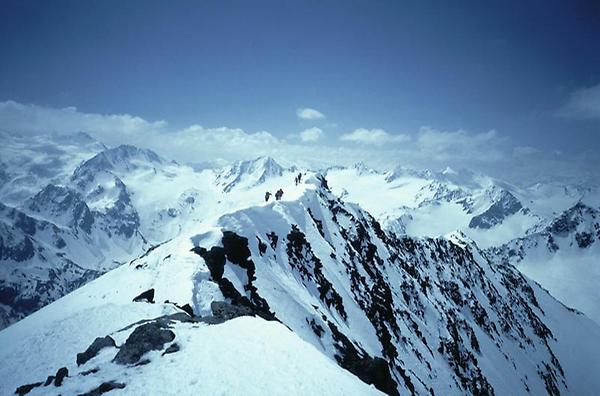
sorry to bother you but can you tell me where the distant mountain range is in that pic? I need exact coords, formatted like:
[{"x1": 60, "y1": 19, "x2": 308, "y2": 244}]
[{"x1": 1, "y1": 132, "x2": 599, "y2": 395}]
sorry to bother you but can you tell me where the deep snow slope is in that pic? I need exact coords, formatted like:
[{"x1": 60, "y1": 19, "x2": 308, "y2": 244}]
[
  {"x1": 3, "y1": 174, "x2": 598, "y2": 395},
  {"x1": 488, "y1": 202, "x2": 600, "y2": 324},
  {"x1": 0, "y1": 309, "x2": 381, "y2": 396}
]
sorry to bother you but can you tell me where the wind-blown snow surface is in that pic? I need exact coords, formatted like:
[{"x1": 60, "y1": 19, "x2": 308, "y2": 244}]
[{"x1": 2, "y1": 175, "x2": 599, "y2": 395}]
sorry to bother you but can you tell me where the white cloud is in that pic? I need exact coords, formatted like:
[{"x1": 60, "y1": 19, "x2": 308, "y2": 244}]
[
  {"x1": 296, "y1": 107, "x2": 325, "y2": 120},
  {"x1": 0, "y1": 100, "x2": 167, "y2": 138},
  {"x1": 415, "y1": 127, "x2": 504, "y2": 162},
  {"x1": 299, "y1": 127, "x2": 323, "y2": 142},
  {"x1": 0, "y1": 100, "x2": 281, "y2": 164},
  {"x1": 340, "y1": 128, "x2": 410, "y2": 145},
  {"x1": 558, "y1": 83, "x2": 600, "y2": 119},
  {"x1": 1, "y1": 100, "x2": 593, "y2": 185}
]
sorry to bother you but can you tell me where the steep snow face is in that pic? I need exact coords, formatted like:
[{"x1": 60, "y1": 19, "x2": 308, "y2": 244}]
[
  {"x1": 489, "y1": 202, "x2": 600, "y2": 324},
  {"x1": 189, "y1": 179, "x2": 600, "y2": 396},
  {"x1": 215, "y1": 156, "x2": 288, "y2": 192},
  {"x1": 5, "y1": 176, "x2": 599, "y2": 395}
]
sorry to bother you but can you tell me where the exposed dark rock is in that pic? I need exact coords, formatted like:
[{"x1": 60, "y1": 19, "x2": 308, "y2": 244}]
[
  {"x1": 286, "y1": 225, "x2": 347, "y2": 321},
  {"x1": 162, "y1": 343, "x2": 180, "y2": 355},
  {"x1": 178, "y1": 303, "x2": 194, "y2": 317},
  {"x1": 135, "y1": 358, "x2": 151, "y2": 366},
  {"x1": 113, "y1": 322, "x2": 175, "y2": 365},
  {"x1": 78, "y1": 381, "x2": 126, "y2": 396},
  {"x1": 576, "y1": 231, "x2": 594, "y2": 248},
  {"x1": 53, "y1": 367, "x2": 68, "y2": 386},
  {"x1": 194, "y1": 232, "x2": 276, "y2": 321},
  {"x1": 222, "y1": 231, "x2": 252, "y2": 266},
  {"x1": 193, "y1": 246, "x2": 226, "y2": 281},
  {"x1": 77, "y1": 336, "x2": 117, "y2": 366},
  {"x1": 132, "y1": 288, "x2": 155, "y2": 303},
  {"x1": 307, "y1": 318, "x2": 324, "y2": 338},
  {"x1": 327, "y1": 320, "x2": 399, "y2": 396},
  {"x1": 80, "y1": 368, "x2": 99, "y2": 376},
  {"x1": 469, "y1": 191, "x2": 523, "y2": 229},
  {"x1": 43, "y1": 376, "x2": 55, "y2": 386},
  {"x1": 14, "y1": 382, "x2": 43, "y2": 395},
  {"x1": 210, "y1": 301, "x2": 255, "y2": 322}
]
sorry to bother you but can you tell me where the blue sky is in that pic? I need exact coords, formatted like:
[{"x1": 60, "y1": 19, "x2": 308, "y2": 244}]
[{"x1": 0, "y1": 1, "x2": 599, "y2": 181}]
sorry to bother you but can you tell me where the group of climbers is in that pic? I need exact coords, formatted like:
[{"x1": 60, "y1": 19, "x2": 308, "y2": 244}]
[
  {"x1": 264, "y1": 173, "x2": 303, "y2": 202},
  {"x1": 265, "y1": 189, "x2": 284, "y2": 202}
]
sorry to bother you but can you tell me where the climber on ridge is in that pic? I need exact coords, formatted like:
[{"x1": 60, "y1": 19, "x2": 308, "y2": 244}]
[
  {"x1": 275, "y1": 189, "x2": 283, "y2": 201},
  {"x1": 265, "y1": 191, "x2": 272, "y2": 202}
]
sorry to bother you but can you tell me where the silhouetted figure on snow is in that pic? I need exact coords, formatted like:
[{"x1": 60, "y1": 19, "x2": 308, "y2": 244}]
[
  {"x1": 295, "y1": 172, "x2": 302, "y2": 185},
  {"x1": 265, "y1": 191, "x2": 272, "y2": 202},
  {"x1": 275, "y1": 189, "x2": 283, "y2": 201}
]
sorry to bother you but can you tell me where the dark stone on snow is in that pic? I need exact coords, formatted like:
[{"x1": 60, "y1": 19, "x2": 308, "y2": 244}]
[
  {"x1": 77, "y1": 336, "x2": 117, "y2": 366},
  {"x1": 210, "y1": 301, "x2": 255, "y2": 322},
  {"x1": 307, "y1": 318, "x2": 324, "y2": 338},
  {"x1": 53, "y1": 367, "x2": 68, "y2": 386},
  {"x1": 113, "y1": 322, "x2": 175, "y2": 365},
  {"x1": 193, "y1": 246, "x2": 226, "y2": 280},
  {"x1": 132, "y1": 288, "x2": 155, "y2": 303},
  {"x1": 327, "y1": 321, "x2": 400, "y2": 396},
  {"x1": 162, "y1": 342, "x2": 180, "y2": 355},
  {"x1": 14, "y1": 382, "x2": 43, "y2": 395},
  {"x1": 78, "y1": 381, "x2": 126, "y2": 396},
  {"x1": 44, "y1": 376, "x2": 55, "y2": 386},
  {"x1": 80, "y1": 368, "x2": 99, "y2": 376},
  {"x1": 286, "y1": 225, "x2": 347, "y2": 321},
  {"x1": 135, "y1": 358, "x2": 151, "y2": 366},
  {"x1": 222, "y1": 231, "x2": 252, "y2": 267},
  {"x1": 178, "y1": 303, "x2": 194, "y2": 317},
  {"x1": 576, "y1": 231, "x2": 594, "y2": 248},
  {"x1": 196, "y1": 231, "x2": 276, "y2": 321}
]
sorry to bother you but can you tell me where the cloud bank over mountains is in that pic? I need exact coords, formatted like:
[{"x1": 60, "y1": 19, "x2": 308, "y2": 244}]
[{"x1": 0, "y1": 100, "x2": 596, "y2": 185}]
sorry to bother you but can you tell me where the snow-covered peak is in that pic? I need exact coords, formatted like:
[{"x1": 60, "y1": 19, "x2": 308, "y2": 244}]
[
  {"x1": 384, "y1": 165, "x2": 433, "y2": 182},
  {"x1": 440, "y1": 166, "x2": 457, "y2": 176},
  {"x1": 352, "y1": 161, "x2": 379, "y2": 175},
  {"x1": 73, "y1": 144, "x2": 163, "y2": 178},
  {"x1": 215, "y1": 156, "x2": 288, "y2": 192},
  {"x1": 547, "y1": 201, "x2": 599, "y2": 237}
]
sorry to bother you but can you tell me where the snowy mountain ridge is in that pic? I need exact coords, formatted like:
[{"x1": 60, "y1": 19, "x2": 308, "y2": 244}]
[
  {"x1": 1, "y1": 174, "x2": 599, "y2": 395},
  {"x1": 1, "y1": 133, "x2": 599, "y2": 395}
]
